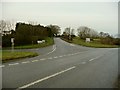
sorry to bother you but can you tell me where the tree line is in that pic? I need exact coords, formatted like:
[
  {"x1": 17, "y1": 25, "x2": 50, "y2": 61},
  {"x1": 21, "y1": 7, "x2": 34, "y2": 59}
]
[
  {"x1": 1, "y1": 20, "x2": 120, "y2": 47},
  {"x1": 1, "y1": 20, "x2": 60, "y2": 47},
  {"x1": 62, "y1": 26, "x2": 120, "y2": 45}
]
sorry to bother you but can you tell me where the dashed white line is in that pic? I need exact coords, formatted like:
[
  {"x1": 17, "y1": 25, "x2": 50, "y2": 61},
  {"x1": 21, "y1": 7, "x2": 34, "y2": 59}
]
[
  {"x1": 81, "y1": 62, "x2": 86, "y2": 64},
  {"x1": 22, "y1": 61, "x2": 30, "y2": 64},
  {"x1": 47, "y1": 57, "x2": 53, "y2": 60},
  {"x1": 59, "y1": 56, "x2": 63, "y2": 58},
  {"x1": 0, "y1": 65, "x2": 5, "y2": 68},
  {"x1": 74, "y1": 52, "x2": 79, "y2": 55},
  {"x1": 31, "y1": 60, "x2": 39, "y2": 62},
  {"x1": 89, "y1": 58, "x2": 95, "y2": 61},
  {"x1": 16, "y1": 66, "x2": 76, "y2": 90},
  {"x1": 40, "y1": 58, "x2": 46, "y2": 61},
  {"x1": 53, "y1": 56, "x2": 58, "y2": 59},
  {"x1": 9, "y1": 63, "x2": 19, "y2": 66},
  {"x1": 89, "y1": 56, "x2": 101, "y2": 62}
]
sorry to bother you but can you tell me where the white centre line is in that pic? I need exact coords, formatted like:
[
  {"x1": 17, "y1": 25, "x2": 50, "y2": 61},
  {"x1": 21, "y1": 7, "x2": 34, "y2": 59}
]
[
  {"x1": 47, "y1": 57, "x2": 53, "y2": 60},
  {"x1": 89, "y1": 58, "x2": 95, "y2": 61},
  {"x1": 89, "y1": 56, "x2": 101, "y2": 62},
  {"x1": 0, "y1": 65, "x2": 5, "y2": 68},
  {"x1": 9, "y1": 63, "x2": 19, "y2": 66},
  {"x1": 59, "y1": 56, "x2": 63, "y2": 58},
  {"x1": 54, "y1": 56, "x2": 58, "y2": 59},
  {"x1": 31, "y1": 60, "x2": 39, "y2": 62},
  {"x1": 81, "y1": 62, "x2": 86, "y2": 64},
  {"x1": 40, "y1": 58, "x2": 46, "y2": 61},
  {"x1": 21, "y1": 61, "x2": 30, "y2": 64},
  {"x1": 16, "y1": 66, "x2": 76, "y2": 90}
]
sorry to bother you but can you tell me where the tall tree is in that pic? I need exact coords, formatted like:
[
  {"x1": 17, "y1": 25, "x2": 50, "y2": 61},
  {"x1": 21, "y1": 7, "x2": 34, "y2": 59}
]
[
  {"x1": 77, "y1": 26, "x2": 98, "y2": 39},
  {"x1": 64, "y1": 27, "x2": 75, "y2": 41},
  {"x1": 47, "y1": 25, "x2": 61, "y2": 36},
  {"x1": 0, "y1": 20, "x2": 6, "y2": 32}
]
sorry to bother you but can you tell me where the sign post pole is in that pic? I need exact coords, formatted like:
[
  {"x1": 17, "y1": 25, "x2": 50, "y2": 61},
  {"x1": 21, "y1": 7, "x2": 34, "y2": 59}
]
[{"x1": 11, "y1": 38, "x2": 14, "y2": 52}]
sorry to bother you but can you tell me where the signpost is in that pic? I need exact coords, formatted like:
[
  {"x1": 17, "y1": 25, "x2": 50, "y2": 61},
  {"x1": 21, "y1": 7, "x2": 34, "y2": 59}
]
[
  {"x1": 86, "y1": 38, "x2": 90, "y2": 42},
  {"x1": 11, "y1": 38, "x2": 14, "y2": 52}
]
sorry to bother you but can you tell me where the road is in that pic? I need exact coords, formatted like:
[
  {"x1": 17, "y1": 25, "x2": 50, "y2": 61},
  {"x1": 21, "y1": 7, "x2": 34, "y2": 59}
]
[{"x1": 1, "y1": 38, "x2": 118, "y2": 89}]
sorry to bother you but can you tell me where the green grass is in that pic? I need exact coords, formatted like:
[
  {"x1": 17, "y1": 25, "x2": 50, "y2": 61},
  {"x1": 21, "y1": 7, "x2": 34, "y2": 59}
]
[
  {"x1": 3, "y1": 37, "x2": 54, "y2": 49},
  {"x1": 1, "y1": 51, "x2": 38, "y2": 62},
  {"x1": 1, "y1": 37, "x2": 53, "y2": 62},
  {"x1": 63, "y1": 37, "x2": 119, "y2": 48}
]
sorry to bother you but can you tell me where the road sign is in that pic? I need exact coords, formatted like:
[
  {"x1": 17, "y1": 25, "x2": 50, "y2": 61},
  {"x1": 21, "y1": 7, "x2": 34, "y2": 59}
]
[
  {"x1": 11, "y1": 38, "x2": 14, "y2": 43},
  {"x1": 11, "y1": 38, "x2": 14, "y2": 52},
  {"x1": 86, "y1": 38, "x2": 90, "y2": 42}
]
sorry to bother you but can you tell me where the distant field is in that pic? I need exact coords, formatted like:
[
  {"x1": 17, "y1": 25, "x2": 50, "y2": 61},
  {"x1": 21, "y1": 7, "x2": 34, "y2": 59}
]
[
  {"x1": 1, "y1": 51, "x2": 38, "y2": 62},
  {"x1": 62, "y1": 37, "x2": 119, "y2": 48},
  {"x1": 3, "y1": 37, "x2": 54, "y2": 49}
]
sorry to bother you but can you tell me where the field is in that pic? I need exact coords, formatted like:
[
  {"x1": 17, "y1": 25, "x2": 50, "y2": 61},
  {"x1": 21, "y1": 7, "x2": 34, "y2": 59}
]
[{"x1": 62, "y1": 37, "x2": 119, "y2": 48}]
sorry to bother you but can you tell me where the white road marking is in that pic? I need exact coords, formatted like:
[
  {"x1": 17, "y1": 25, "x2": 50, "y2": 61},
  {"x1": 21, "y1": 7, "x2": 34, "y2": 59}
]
[
  {"x1": 74, "y1": 52, "x2": 79, "y2": 55},
  {"x1": 31, "y1": 60, "x2": 39, "y2": 62},
  {"x1": 40, "y1": 58, "x2": 46, "y2": 61},
  {"x1": 59, "y1": 56, "x2": 63, "y2": 58},
  {"x1": 0, "y1": 65, "x2": 5, "y2": 68},
  {"x1": 89, "y1": 58, "x2": 95, "y2": 61},
  {"x1": 9, "y1": 63, "x2": 19, "y2": 66},
  {"x1": 47, "y1": 57, "x2": 53, "y2": 60},
  {"x1": 81, "y1": 62, "x2": 86, "y2": 64},
  {"x1": 46, "y1": 45, "x2": 56, "y2": 55},
  {"x1": 54, "y1": 56, "x2": 58, "y2": 59},
  {"x1": 22, "y1": 61, "x2": 30, "y2": 64},
  {"x1": 16, "y1": 66, "x2": 76, "y2": 90},
  {"x1": 89, "y1": 56, "x2": 102, "y2": 62}
]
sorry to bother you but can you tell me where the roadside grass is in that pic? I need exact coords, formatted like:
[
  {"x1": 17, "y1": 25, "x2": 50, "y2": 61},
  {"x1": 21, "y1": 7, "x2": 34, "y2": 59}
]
[
  {"x1": 1, "y1": 51, "x2": 38, "y2": 62},
  {"x1": 3, "y1": 37, "x2": 54, "y2": 49},
  {"x1": 62, "y1": 37, "x2": 119, "y2": 48},
  {"x1": 1, "y1": 37, "x2": 53, "y2": 62}
]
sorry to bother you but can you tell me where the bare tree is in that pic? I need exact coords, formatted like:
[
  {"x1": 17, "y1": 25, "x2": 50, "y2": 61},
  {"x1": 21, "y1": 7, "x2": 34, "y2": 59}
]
[
  {"x1": 6, "y1": 21, "x2": 14, "y2": 31},
  {"x1": 28, "y1": 21, "x2": 38, "y2": 25},
  {"x1": 0, "y1": 20, "x2": 6, "y2": 32},
  {"x1": 47, "y1": 25, "x2": 61, "y2": 36},
  {"x1": 0, "y1": 20, "x2": 15, "y2": 35},
  {"x1": 64, "y1": 27, "x2": 75, "y2": 40},
  {"x1": 77, "y1": 26, "x2": 98, "y2": 39}
]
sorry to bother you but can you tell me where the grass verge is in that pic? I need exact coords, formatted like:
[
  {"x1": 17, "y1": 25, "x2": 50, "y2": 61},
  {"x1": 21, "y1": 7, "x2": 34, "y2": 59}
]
[
  {"x1": 61, "y1": 37, "x2": 119, "y2": 48},
  {"x1": 1, "y1": 51, "x2": 38, "y2": 62}
]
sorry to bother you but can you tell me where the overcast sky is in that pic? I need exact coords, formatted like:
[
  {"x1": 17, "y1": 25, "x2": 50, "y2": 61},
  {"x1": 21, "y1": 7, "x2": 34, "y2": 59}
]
[{"x1": 1, "y1": 1, "x2": 118, "y2": 35}]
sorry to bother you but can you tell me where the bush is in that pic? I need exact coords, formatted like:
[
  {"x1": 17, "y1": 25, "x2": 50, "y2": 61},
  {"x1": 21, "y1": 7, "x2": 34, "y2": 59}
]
[{"x1": 2, "y1": 35, "x2": 11, "y2": 47}]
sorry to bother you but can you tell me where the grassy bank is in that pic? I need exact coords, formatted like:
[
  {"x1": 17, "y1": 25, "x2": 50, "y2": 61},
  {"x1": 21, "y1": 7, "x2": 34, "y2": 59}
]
[
  {"x1": 61, "y1": 37, "x2": 119, "y2": 48},
  {"x1": 1, "y1": 51, "x2": 38, "y2": 62},
  {"x1": 4, "y1": 37, "x2": 54, "y2": 49}
]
